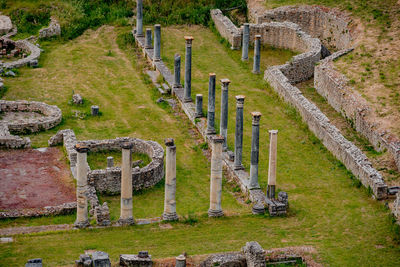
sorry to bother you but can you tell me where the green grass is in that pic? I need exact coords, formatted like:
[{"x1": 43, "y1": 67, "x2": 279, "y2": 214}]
[
  {"x1": 87, "y1": 150, "x2": 151, "y2": 170},
  {"x1": 1, "y1": 25, "x2": 400, "y2": 266}
]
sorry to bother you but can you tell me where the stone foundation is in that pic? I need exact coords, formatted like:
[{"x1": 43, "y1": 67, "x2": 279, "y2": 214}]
[
  {"x1": 0, "y1": 202, "x2": 76, "y2": 219},
  {"x1": 0, "y1": 37, "x2": 41, "y2": 69}
]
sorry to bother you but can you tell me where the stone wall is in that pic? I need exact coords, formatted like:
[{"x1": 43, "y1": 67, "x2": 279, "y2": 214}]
[
  {"x1": 265, "y1": 65, "x2": 387, "y2": 200},
  {"x1": 249, "y1": 22, "x2": 321, "y2": 83},
  {"x1": 394, "y1": 192, "x2": 400, "y2": 221},
  {"x1": 0, "y1": 37, "x2": 41, "y2": 69},
  {"x1": 314, "y1": 51, "x2": 400, "y2": 171},
  {"x1": 250, "y1": 5, "x2": 353, "y2": 50},
  {"x1": 39, "y1": 17, "x2": 61, "y2": 39},
  {"x1": 211, "y1": 9, "x2": 241, "y2": 49},
  {"x1": 48, "y1": 130, "x2": 164, "y2": 194},
  {"x1": 0, "y1": 202, "x2": 76, "y2": 219}
]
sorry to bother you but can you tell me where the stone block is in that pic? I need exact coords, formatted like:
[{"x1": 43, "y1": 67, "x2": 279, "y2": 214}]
[
  {"x1": 25, "y1": 258, "x2": 42, "y2": 267},
  {"x1": 242, "y1": 241, "x2": 266, "y2": 267},
  {"x1": 120, "y1": 254, "x2": 153, "y2": 267},
  {"x1": 92, "y1": 251, "x2": 111, "y2": 267}
]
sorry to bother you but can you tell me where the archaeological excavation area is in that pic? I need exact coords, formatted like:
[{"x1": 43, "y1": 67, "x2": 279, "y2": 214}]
[{"x1": 0, "y1": 0, "x2": 400, "y2": 266}]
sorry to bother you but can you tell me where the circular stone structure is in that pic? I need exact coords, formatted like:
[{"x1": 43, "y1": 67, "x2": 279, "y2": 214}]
[
  {"x1": 80, "y1": 137, "x2": 164, "y2": 194},
  {"x1": 0, "y1": 100, "x2": 62, "y2": 134}
]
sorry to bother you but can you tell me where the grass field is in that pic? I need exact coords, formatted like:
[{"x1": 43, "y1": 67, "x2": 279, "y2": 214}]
[{"x1": 0, "y1": 24, "x2": 400, "y2": 266}]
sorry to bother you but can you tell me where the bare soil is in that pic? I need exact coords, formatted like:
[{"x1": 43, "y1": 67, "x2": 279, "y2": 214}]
[{"x1": 0, "y1": 147, "x2": 75, "y2": 210}]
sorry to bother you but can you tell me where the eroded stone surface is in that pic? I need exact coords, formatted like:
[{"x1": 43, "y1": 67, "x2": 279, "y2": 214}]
[{"x1": 0, "y1": 16, "x2": 12, "y2": 35}]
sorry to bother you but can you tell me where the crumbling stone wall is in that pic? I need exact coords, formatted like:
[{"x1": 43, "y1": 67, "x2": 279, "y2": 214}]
[
  {"x1": 211, "y1": 9, "x2": 241, "y2": 49},
  {"x1": 315, "y1": 50, "x2": 400, "y2": 171},
  {"x1": 39, "y1": 17, "x2": 61, "y2": 39},
  {"x1": 250, "y1": 5, "x2": 352, "y2": 50},
  {"x1": 0, "y1": 202, "x2": 76, "y2": 219},
  {"x1": 0, "y1": 37, "x2": 41, "y2": 69}
]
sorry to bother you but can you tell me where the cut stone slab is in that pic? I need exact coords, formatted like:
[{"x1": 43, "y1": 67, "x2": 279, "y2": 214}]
[
  {"x1": 120, "y1": 254, "x2": 153, "y2": 267},
  {"x1": 0, "y1": 15, "x2": 12, "y2": 35},
  {"x1": 92, "y1": 251, "x2": 111, "y2": 267},
  {"x1": 0, "y1": 237, "x2": 13, "y2": 243}
]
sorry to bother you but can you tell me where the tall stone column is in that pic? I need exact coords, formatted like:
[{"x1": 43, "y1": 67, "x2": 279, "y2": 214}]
[
  {"x1": 234, "y1": 95, "x2": 245, "y2": 170},
  {"x1": 220, "y1": 79, "x2": 230, "y2": 151},
  {"x1": 208, "y1": 135, "x2": 224, "y2": 217},
  {"x1": 183, "y1": 36, "x2": 194, "y2": 102},
  {"x1": 145, "y1": 28, "x2": 152, "y2": 49},
  {"x1": 241, "y1": 23, "x2": 249, "y2": 61},
  {"x1": 163, "y1": 138, "x2": 179, "y2": 221},
  {"x1": 252, "y1": 35, "x2": 261, "y2": 74},
  {"x1": 206, "y1": 73, "x2": 216, "y2": 134},
  {"x1": 249, "y1": 112, "x2": 262, "y2": 189},
  {"x1": 74, "y1": 143, "x2": 90, "y2": 228},
  {"x1": 174, "y1": 54, "x2": 181, "y2": 88},
  {"x1": 267, "y1": 130, "x2": 278, "y2": 199},
  {"x1": 153, "y1": 24, "x2": 161, "y2": 62},
  {"x1": 119, "y1": 142, "x2": 135, "y2": 225},
  {"x1": 136, "y1": 0, "x2": 143, "y2": 37}
]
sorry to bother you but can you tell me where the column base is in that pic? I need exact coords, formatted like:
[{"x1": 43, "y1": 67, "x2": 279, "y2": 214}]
[
  {"x1": 153, "y1": 58, "x2": 161, "y2": 62},
  {"x1": 144, "y1": 46, "x2": 153, "y2": 49},
  {"x1": 183, "y1": 97, "x2": 192, "y2": 103},
  {"x1": 136, "y1": 33, "x2": 144, "y2": 37},
  {"x1": 248, "y1": 184, "x2": 261, "y2": 190},
  {"x1": 116, "y1": 217, "x2": 135, "y2": 226},
  {"x1": 241, "y1": 57, "x2": 248, "y2": 61},
  {"x1": 206, "y1": 128, "x2": 216, "y2": 135},
  {"x1": 252, "y1": 70, "x2": 261, "y2": 74},
  {"x1": 252, "y1": 203, "x2": 265, "y2": 215},
  {"x1": 208, "y1": 209, "x2": 224, "y2": 217},
  {"x1": 74, "y1": 219, "x2": 90, "y2": 229},
  {"x1": 162, "y1": 212, "x2": 179, "y2": 221}
]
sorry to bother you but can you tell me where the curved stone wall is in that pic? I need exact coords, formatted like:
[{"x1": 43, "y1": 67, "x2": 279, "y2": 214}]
[
  {"x1": 249, "y1": 4, "x2": 353, "y2": 50},
  {"x1": 0, "y1": 37, "x2": 41, "y2": 69}
]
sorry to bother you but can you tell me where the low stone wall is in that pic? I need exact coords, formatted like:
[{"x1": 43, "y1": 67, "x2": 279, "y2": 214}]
[
  {"x1": 265, "y1": 65, "x2": 387, "y2": 200},
  {"x1": 249, "y1": 22, "x2": 321, "y2": 83},
  {"x1": 314, "y1": 51, "x2": 400, "y2": 171},
  {"x1": 211, "y1": 9, "x2": 241, "y2": 49},
  {"x1": 39, "y1": 17, "x2": 61, "y2": 39},
  {"x1": 250, "y1": 5, "x2": 353, "y2": 50},
  {"x1": 0, "y1": 202, "x2": 76, "y2": 219},
  {"x1": 0, "y1": 37, "x2": 41, "y2": 69},
  {"x1": 0, "y1": 100, "x2": 62, "y2": 134},
  {"x1": 48, "y1": 130, "x2": 164, "y2": 194},
  {"x1": 0, "y1": 123, "x2": 30, "y2": 149}
]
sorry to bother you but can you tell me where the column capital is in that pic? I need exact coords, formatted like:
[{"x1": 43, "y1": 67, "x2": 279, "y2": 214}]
[
  {"x1": 235, "y1": 95, "x2": 246, "y2": 106},
  {"x1": 165, "y1": 138, "x2": 175, "y2": 147},
  {"x1": 174, "y1": 53, "x2": 181, "y2": 59},
  {"x1": 269, "y1": 129, "x2": 278, "y2": 135},
  {"x1": 209, "y1": 72, "x2": 216, "y2": 77},
  {"x1": 75, "y1": 143, "x2": 89, "y2": 153},
  {"x1": 184, "y1": 36, "x2": 194, "y2": 45},
  {"x1": 121, "y1": 142, "x2": 133, "y2": 149},
  {"x1": 220, "y1": 78, "x2": 231, "y2": 85},
  {"x1": 154, "y1": 24, "x2": 161, "y2": 28},
  {"x1": 212, "y1": 135, "x2": 225, "y2": 144},
  {"x1": 255, "y1": 34, "x2": 261, "y2": 40},
  {"x1": 251, "y1": 111, "x2": 262, "y2": 125}
]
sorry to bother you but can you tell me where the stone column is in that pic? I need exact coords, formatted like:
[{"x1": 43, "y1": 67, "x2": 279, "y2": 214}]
[
  {"x1": 107, "y1": 156, "x2": 114, "y2": 168},
  {"x1": 249, "y1": 112, "x2": 262, "y2": 189},
  {"x1": 208, "y1": 135, "x2": 224, "y2": 217},
  {"x1": 119, "y1": 142, "x2": 135, "y2": 225},
  {"x1": 183, "y1": 36, "x2": 194, "y2": 102},
  {"x1": 174, "y1": 54, "x2": 181, "y2": 88},
  {"x1": 206, "y1": 73, "x2": 216, "y2": 134},
  {"x1": 252, "y1": 35, "x2": 261, "y2": 74},
  {"x1": 220, "y1": 79, "x2": 230, "y2": 151},
  {"x1": 74, "y1": 143, "x2": 90, "y2": 228},
  {"x1": 145, "y1": 28, "x2": 152, "y2": 49},
  {"x1": 234, "y1": 95, "x2": 245, "y2": 170},
  {"x1": 163, "y1": 138, "x2": 179, "y2": 221},
  {"x1": 136, "y1": 0, "x2": 143, "y2": 37},
  {"x1": 153, "y1": 24, "x2": 161, "y2": 62},
  {"x1": 267, "y1": 130, "x2": 278, "y2": 199},
  {"x1": 175, "y1": 255, "x2": 186, "y2": 267},
  {"x1": 241, "y1": 23, "x2": 249, "y2": 61},
  {"x1": 195, "y1": 94, "x2": 203, "y2": 118}
]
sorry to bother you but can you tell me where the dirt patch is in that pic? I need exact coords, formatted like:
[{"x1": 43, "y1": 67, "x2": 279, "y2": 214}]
[{"x1": 0, "y1": 147, "x2": 75, "y2": 210}]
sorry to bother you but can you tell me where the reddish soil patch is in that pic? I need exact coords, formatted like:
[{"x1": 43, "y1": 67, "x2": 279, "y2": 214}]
[{"x1": 0, "y1": 147, "x2": 75, "y2": 210}]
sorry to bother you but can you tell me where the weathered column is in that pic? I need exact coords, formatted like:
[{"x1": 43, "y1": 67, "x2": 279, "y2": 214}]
[
  {"x1": 145, "y1": 28, "x2": 152, "y2": 49},
  {"x1": 107, "y1": 156, "x2": 114, "y2": 168},
  {"x1": 234, "y1": 95, "x2": 245, "y2": 170},
  {"x1": 136, "y1": 0, "x2": 144, "y2": 37},
  {"x1": 252, "y1": 35, "x2": 261, "y2": 74},
  {"x1": 220, "y1": 79, "x2": 230, "y2": 151},
  {"x1": 163, "y1": 138, "x2": 179, "y2": 221},
  {"x1": 208, "y1": 135, "x2": 224, "y2": 217},
  {"x1": 267, "y1": 130, "x2": 278, "y2": 199},
  {"x1": 195, "y1": 94, "x2": 203, "y2": 118},
  {"x1": 174, "y1": 54, "x2": 181, "y2": 88},
  {"x1": 119, "y1": 142, "x2": 135, "y2": 225},
  {"x1": 241, "y1": 23, "x2": 249, "y2": 61},
  {"x1": 249, "y1": 112, "x2": 262, "y2": 189},
  {"x1": 153, "y1": 24, "x2": 161, "y2": 62},
  {"x1": 175, "y1": 255, "x2": 186, "y2": 267},
  {"x1": 74, "y1": 143, "x2": 90, "y2": 228},
  {"x1": 183, "y1": 36, "x2": 194, "y2": 102},
  {"x1": 206, "y1": 73, "x2": 216, "y2": 134}
]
